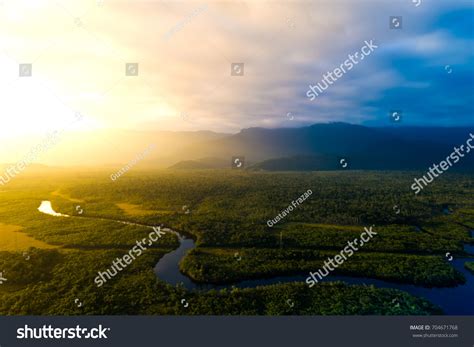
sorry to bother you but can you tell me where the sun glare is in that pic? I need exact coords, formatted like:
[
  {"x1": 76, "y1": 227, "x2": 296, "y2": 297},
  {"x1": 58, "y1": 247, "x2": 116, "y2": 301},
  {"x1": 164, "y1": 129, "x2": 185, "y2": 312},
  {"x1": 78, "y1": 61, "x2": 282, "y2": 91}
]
[{"x1": 0, "y1": 81, "x2": 77, "y2": 138}]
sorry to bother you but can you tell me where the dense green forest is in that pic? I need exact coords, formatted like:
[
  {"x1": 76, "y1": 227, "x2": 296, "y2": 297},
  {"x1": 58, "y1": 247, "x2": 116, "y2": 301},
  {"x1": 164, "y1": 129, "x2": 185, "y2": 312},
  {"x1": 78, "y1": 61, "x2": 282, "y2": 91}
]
[
  {"x1": 465, "y1": 261, "x2": 474, "y2": 274},
  {"x1": 180, "y1": 248, "x2": 464, "y2": 286},
  {"x1": 0, "y1": 169, "x2": 472, "y2": 315}
]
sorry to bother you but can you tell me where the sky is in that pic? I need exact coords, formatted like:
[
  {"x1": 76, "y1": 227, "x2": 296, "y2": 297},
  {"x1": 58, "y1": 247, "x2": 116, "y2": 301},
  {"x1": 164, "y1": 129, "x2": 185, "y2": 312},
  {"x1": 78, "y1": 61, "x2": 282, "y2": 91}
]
[{"x1": 0, "y1": 0, "x2": 472, "y2": 141}]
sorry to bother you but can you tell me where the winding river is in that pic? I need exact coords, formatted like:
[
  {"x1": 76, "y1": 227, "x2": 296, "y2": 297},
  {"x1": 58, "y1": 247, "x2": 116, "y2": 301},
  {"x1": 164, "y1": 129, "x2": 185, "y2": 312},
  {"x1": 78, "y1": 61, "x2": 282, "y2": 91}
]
[{"x1": 38, "y1": 201, "x2": 474, "y2": 315}]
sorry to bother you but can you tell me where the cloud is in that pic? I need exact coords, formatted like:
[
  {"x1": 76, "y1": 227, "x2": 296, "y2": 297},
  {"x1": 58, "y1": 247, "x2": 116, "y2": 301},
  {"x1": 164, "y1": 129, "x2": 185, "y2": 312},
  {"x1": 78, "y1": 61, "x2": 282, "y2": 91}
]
[{"x1": 0, "y1": 0, "x2": 472, "y2": 136}]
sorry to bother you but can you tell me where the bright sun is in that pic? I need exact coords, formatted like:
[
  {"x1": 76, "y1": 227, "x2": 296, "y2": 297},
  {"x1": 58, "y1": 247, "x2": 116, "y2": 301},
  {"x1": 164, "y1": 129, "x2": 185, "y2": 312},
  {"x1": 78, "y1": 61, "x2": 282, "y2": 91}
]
[{"x1": 0, "y1": 79, "x2": 80, "y2": 138}]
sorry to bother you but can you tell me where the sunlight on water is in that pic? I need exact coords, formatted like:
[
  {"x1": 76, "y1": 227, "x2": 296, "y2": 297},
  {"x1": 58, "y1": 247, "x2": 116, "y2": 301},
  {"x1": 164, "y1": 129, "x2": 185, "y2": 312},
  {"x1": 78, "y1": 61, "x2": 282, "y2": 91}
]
[{"x1": 38, "y1": 201, "x2": 69, "y2": 217}]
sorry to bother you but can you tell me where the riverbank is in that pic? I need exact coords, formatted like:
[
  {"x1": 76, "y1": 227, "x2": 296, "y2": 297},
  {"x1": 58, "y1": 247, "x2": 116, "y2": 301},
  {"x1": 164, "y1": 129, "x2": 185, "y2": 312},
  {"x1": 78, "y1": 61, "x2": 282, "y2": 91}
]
[{"x1": 37, "y1": 200, "x2": 474, "y2": 315}]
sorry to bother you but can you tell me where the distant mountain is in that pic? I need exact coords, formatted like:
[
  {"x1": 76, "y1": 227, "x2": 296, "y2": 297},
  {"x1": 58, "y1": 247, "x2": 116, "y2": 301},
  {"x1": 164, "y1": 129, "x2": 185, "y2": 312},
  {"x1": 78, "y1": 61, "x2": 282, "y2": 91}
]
[
  {"x1": 195, "y1": 122, "x2": 386, "y2": 161},
  {"x1": 378, "y1": 126, "x2": 474, "y2": 146},
  {"x1": 1, "y1": 129, "x2": 228, "y2": 168},
  {"x1": 5, "y1": 122, "x2": 473, "y2": 170},
  {"x1": 188, "y1": 123, "x2": 474, "y2": 171},
  {"x1": 193, "y1": 122, "x2": 412, "y2": 161}
]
